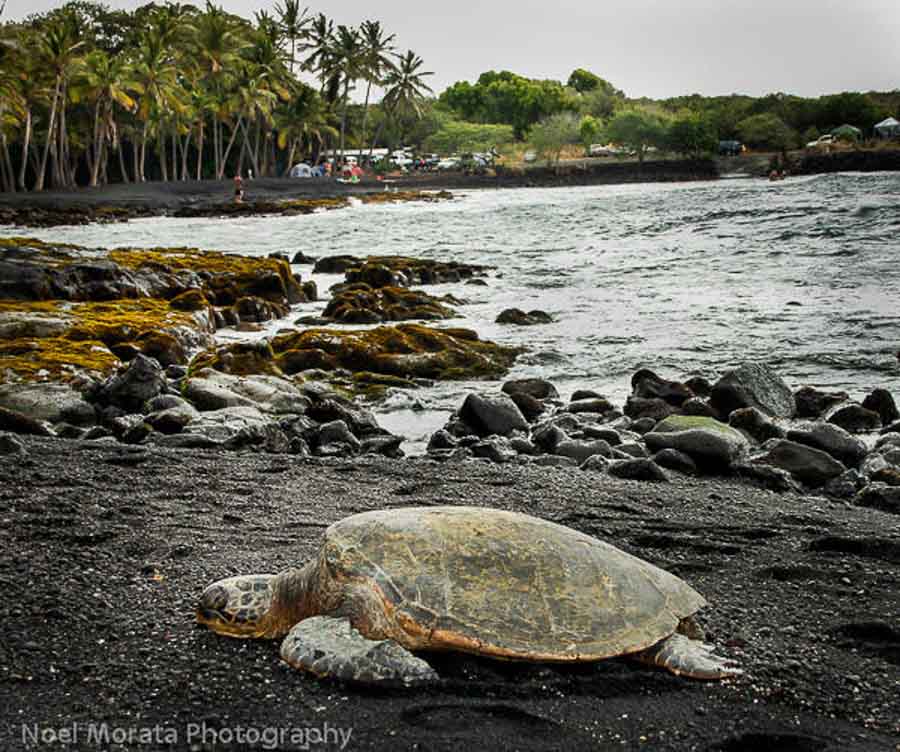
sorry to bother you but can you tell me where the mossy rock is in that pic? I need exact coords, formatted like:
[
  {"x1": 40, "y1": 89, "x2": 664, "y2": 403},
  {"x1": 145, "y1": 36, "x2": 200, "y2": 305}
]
[
  {"x1": 323, "y1": 285, "x2": 455, "y2": 323},
  {"x1": 190, "y1": 341, "x2": 280, "y2": 377},
  {"x1": 270, "y1": 324, "x2": 521, "y2": 381},
  {"x1": 170, "y1": 289, "x2": 210, "y2": 311},
  {"x1": 654, "y1": 415, "x2": 738, "y2": 436},
  {"x1": 0, "y1": 298, "x2": 212, "y2": 381}
]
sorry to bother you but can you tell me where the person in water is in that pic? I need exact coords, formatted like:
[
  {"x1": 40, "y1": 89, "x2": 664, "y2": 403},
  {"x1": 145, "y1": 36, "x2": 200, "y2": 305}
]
[{"x1": 233, "y1": 172, "x2": 244, "y2": 202}]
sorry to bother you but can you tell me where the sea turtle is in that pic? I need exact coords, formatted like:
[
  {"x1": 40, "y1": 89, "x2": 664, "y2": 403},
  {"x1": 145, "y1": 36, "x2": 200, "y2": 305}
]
[{"x1": 197, "y1": 506, "x2": 739, "y2": 684}]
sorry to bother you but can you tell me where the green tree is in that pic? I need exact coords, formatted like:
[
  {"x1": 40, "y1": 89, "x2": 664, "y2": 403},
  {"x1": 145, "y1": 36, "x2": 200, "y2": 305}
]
[
  {"x1": 529, "y1": 111, "x2": 580, "y2": 165},
  {"x1": 666, "y1": 110, "x2": 717, "y2": 158},
  {"x1": 317, "y1": 24, "x2": 364, "y2": 161},
  {"x1": 605, "y1": 108, "x2": 668, "y2": 163},
  {"x1": 579, "y1": 114, "x2": 601, "y2": 150},
  {"x1": 735, "y1": 113, "x2": 797, "y2": 151},
  {"x1": 358, "y1": 20, "x2": 395, "y2": 158},
  {"x1": 274, "y1": 0, "x2": 307, "y2": 74},
  {"x1": 567, "y1": 68, "x2": 622, "y2": 97},
  {"x1": 382, "y1": 50, "x2": 433, "y2": 145},
  {"x1": 424, "y1": 119, "x2": 513, "y2": 155}
]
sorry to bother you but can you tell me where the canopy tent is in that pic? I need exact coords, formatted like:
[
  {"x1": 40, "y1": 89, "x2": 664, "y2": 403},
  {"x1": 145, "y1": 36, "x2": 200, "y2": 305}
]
[
  {"x1": 830, "y1": 124, "x2": 862, "y2": 141},
  {"x1": 874, "y1": 117, "x2": 900, "y2": 138}
]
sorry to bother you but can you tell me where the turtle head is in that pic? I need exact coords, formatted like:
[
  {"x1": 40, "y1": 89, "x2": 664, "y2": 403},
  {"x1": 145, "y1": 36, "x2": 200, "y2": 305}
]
[{"x1": 196, "y1": 574, "x2": 278, "y2": 638}]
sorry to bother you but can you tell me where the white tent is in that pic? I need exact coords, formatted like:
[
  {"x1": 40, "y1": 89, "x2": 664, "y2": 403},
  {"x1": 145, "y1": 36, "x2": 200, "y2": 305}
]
[
  {"x1": 874, "y1": 117, "x2": 900, "y2": 138},
  {"x1": 289, "y1": 163, "x2": 313, "y2": 178}
]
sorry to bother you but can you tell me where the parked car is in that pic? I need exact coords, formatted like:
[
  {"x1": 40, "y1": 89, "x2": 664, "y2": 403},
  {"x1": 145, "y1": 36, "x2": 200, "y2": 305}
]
[
  {"x1": 523, "y1": 150, "x2": 537, "y2": 163},
  {"x1": 805, "y1": 134, "x2": 834, "y2": 149},
  {"x1": 718, "y1": 140, "x2": 743, "y2": 156},
  {"x1": 437, "y1": 157, "x2": 460, "y2": 170}
]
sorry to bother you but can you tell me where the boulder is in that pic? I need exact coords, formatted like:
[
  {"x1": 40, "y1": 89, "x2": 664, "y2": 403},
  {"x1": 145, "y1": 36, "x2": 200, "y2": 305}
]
[
  {"x1": 507, "y1": 392, "x2": 545, "y2": 422},
  {"x1": 566, "y1": 397, "x2": 614, "y2": 414},
  {"x1": 616, "y1": 442, "x2": 649, "y2": 458},
  {"x1": 427, "y1": 429, "x2": 458, "y2": 452},
  {"x1": 501, "y1": 378, "x2": 559, "y2": 401},
  {"x1": 684, "y1": 376, "x2": 713, "y2": 397},
  {"x1": 861, "y1": 388, "x2": 899, "y2": 426},
  {"x1": 630, "y1": 417, "x2": 658, "y2": 435},
  {"x1": 729, "y1": 407, "x2": 785, "y2": 443},
  {"x1": 608, "y1": 458, "x2": 668, "y2": 482},
  {"x1": 581, "y1": 426, "x2": 622, "y2": 445},
  {"x1": 794, "y1": 386, "x2": 849, "y2": 419},
  {"x1": 533, "y1": 455, "x2": 578, "y2": 468},
  {"x1": 681, "y1": 398, "x2": 720, "y2": 419},
  {"x1": 579, "y1": 454, "x2": 610, "y2": 473},
  {"x1": 630, "y1": 369, "x2": 693, "y2": 406},
  {"x1": 853, "y1": 484, "x2": 900, "y2": 514},
  {"x1": 495, "y1": 308, "x2": 553, "y2": 326},
  {"x1": 182, "y1": 405, "x2": 274, "y2": 443},
  {"x1": 652, "y1": 448, "x2": 698, "y2": 475},
  {"x1": 786, "y1": 422, "x2": 868, "y2": 468},
  {"x1": 146, "y1": 404, "x2": 199, "y2": 435},
  {"x1": 471, "y1": 437, "x2": 516, "y2": 463},
  {"x1": 96, "y1": 354, "x2": 167, "y2": 412},
  {"x1": 825, "y1": 403, "x2": 881, "y2": 433},
  {"x1": 459, "y1": 393, "x2": 528, "y2": 437},
  {"x1": 532, "y1": 422, "x2": 568, "y2": 453},
  {"x1": 0, "y1": 432, "x2": 27, "y2": 455},
  {"x1": 317, "y1": 420, "x2": 361, "y2": 451},
  {"x1": 822, "y1": 469, "x2": 866, "y2": 500},
  {"x1": 554, "y1": 439, "x2": 612, "y2": 464},
  {"x1": 710, "y1": 362, "x2": 794, "y2": 418},
  {"x1": 0, "y1": 405, "x2": 53, "y2": 436},
  {"x1": 752, "y1": 440, "x2": 846, "y2": 487},
  {"x1": 623, "y1": 397, "x2": 675, "y2": 422},
  {"x1": 732, "y1": 462, "x2": 803, "y2": 493},
  {"x1": 0, "y1": 383, "x2": 95, "y2": 425},
  {"x1": 645, "y1": 416, "x2": 749, "y2": 471}
]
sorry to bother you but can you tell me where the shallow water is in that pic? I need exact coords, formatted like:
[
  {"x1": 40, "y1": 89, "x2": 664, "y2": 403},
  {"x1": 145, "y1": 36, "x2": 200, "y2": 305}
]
[{"x1": 4, "y1": 171, "x2": 899, "y2": 451}]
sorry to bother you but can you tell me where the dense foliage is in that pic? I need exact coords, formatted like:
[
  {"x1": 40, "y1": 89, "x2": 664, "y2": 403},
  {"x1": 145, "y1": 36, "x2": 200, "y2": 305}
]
[{"x1": 0, "y1": 0, "x2": 433, "y2": 191}]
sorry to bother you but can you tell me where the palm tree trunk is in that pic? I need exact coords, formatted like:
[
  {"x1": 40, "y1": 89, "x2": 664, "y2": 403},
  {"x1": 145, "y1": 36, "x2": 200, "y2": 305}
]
[
  {"x1": 17, "y1": 109, "x2": 32, "y2": 191},
  {"x1": 360, "y1": 81, "x2": 372, "y2": 157},
  {"x1": 220, "y1": 116, "x2": 242, "y2": 178},
  {"x1": 159, "y1": 128, "x2": 169, "y2": 182},
  {"x1": 0, "y1": 133, "x2": 15, "y2": 193},
  {"x1": 171, "y1": 124, "x2": 178, "y2": 180},
  {"x1": 139, "y1": 121, "x2": 149, "y2": 181},
  {"x1": 338, "y1": 81, "x2": 350, "y2": 164},
  {"x1": 35, "y1": 75, "x2": 61, "y2": 191},
  {"x1": 284, "y1": 140, "x2": 297, "y2": 176},
  {"x1": 90, "y1": 100, "x2": 103, "y2": 187},
  {"x1": 196, "y1": 120, "x2": 204, "y2": 181},
  {"x1": 180, "y1": 132, "x2": 192, "y2": 180}
]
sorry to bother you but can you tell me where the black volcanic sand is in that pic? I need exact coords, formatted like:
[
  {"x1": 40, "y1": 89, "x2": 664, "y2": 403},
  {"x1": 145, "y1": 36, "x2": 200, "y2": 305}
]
[
  {"x1": 0, "y1": 161, "x2": 718, "y2": 216},
  {"x1": 1, "y1": 437, "x2": 898, "y2": 751}
]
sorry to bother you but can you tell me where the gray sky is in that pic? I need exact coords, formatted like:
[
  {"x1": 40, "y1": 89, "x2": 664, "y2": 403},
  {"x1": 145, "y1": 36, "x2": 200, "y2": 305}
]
[{"x1": 4, "y1": 0, "x2": 899, "y2": 100}]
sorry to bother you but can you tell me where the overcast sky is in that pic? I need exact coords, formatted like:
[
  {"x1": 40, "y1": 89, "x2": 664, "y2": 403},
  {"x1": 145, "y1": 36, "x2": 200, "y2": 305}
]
[{"x1": 3, "y1": 0, "x2": 899, "y2": 100}]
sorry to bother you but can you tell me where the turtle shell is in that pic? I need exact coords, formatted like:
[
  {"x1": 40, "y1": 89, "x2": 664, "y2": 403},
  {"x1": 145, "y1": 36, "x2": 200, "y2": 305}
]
[{"x1": 321, "y1": 506, "x2": 706, "y2": 661}]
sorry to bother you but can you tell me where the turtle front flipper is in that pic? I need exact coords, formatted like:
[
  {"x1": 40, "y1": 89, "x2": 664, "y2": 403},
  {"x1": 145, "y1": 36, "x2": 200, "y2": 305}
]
[
  {"x1": 280, "y1": 616, "x2": 438, "y2": 685},
  {"x1": 632, "y1": 633, "x2": 742, "y2": 680}
]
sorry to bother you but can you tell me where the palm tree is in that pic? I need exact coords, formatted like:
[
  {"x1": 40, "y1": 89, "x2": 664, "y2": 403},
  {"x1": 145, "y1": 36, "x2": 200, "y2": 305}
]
[
  {"x1": 358, "y1": 20, "x2": 395, "y2": 158},
  {"x1": 298, "y1": 13, "x2": 333, "y2": 89},
  {"x1": 189, "y1": 2, "x2": 247, "y2": 177},
  {"x1": 131, "y1": 29, "x2": 181, "y2": 181},
  {"x1": 275, "y1": 83, "x2": 337, "y2": 172},
  {"x1": 77, "y1": 50, "x2": 138, "y2": 186},
  {"x1": 317, "y1": 24, "x2": 364, "y2": 162},
  {"x1": 33, "y1": 10, "x2": 85, "y2": 190},
  {"x1": 381, "y1": 50, "x2": 433, "y2": 146},
  {"x1": 273, "y1": 0, "x2": 308, "y2": 75}
]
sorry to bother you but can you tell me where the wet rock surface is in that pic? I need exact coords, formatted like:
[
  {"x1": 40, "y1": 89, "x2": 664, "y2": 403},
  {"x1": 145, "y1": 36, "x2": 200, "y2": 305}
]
[{"x1": 0, "y1": 436, "x2": 896, "y2": 751}]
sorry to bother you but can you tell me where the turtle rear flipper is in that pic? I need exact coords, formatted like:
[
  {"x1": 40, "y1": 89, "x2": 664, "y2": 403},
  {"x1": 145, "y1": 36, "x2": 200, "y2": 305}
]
[
  {"x1": 280, "y1": 616, "x2": 438, "y2": 685},
  {"x1": 632, "y1": 633, "x2": 742, "y2": 680}
]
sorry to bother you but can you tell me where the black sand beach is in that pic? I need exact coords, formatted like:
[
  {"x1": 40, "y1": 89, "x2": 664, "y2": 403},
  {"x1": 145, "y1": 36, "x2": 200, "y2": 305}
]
[{"x1": 1, "y1": 436, "x2": 897, "y2": 751}]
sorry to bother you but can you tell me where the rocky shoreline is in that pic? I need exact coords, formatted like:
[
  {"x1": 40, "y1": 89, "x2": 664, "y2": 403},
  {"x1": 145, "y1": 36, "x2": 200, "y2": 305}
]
[{"x1": 1, "y1": 236, "x2": 899, "y2": 750}]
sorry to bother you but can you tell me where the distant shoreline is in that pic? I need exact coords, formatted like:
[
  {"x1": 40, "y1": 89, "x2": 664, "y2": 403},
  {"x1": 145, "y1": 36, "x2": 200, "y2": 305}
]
[{"x1": 0, "y1": 151, "x2": 897, "y2": 228}]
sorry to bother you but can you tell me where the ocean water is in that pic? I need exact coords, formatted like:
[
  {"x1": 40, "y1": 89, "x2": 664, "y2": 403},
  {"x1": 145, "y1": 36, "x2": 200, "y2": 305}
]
[{"x1": 4, "y1": 171, "x2": 899, "y2": 451}]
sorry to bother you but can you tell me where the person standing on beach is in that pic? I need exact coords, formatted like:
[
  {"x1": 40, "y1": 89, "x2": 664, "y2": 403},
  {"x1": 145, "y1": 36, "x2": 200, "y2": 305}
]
[{"x1": 233, "y1": 172, "x2": 244, "y2": 202}]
